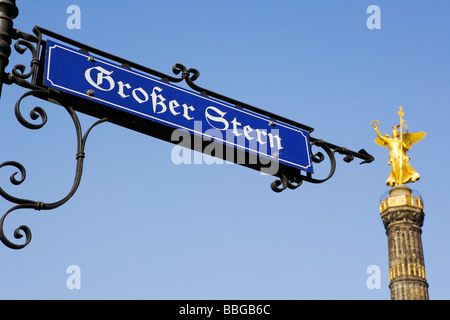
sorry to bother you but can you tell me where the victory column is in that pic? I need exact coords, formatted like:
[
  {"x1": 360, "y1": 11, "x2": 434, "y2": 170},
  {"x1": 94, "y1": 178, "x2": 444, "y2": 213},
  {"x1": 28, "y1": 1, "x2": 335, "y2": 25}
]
[{"x1": 372, "y1": 107, "x2": 429, "y2": 300}]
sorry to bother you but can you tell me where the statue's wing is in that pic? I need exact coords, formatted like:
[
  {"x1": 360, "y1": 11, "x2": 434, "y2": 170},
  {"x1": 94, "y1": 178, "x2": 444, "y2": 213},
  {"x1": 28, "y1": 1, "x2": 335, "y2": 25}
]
[
  {"x1": 374, "y1": 135, "x2": 389, "y2": 147},
  {"x1": 403, "y1": 131, "x2": 426, "y2": 151}
]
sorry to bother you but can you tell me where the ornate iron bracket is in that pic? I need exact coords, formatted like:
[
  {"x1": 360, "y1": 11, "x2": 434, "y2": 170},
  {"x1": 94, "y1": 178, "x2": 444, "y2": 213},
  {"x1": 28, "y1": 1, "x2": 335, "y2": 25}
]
[
  {"x1": 0, "y1": 19, "x2": 373, "y2": 249},
  {"x1": 270, "y1": 140, "x2": 372, "y2": 192},
  {"x1": 0, "y1": 22, "x2": 110, "y2": 249},
  {"x1": 0, "y1": 88, "x2": 107, "y2": 249}
]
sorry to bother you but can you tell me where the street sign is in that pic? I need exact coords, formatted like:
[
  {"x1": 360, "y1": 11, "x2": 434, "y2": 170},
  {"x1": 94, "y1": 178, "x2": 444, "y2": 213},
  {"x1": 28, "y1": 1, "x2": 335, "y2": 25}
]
[
  {"x1": 0, "y1": 16, "x2": 375, "y2": 250},
  {"x1": 43, "y1": 40, "x2": 313, "y2": 174}
]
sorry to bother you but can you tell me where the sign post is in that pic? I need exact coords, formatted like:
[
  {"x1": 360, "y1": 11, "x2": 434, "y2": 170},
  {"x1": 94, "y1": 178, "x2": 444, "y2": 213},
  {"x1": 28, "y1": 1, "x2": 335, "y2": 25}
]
[{"x1": 0, "y1": 0, "x2": 18, "y2": 97}]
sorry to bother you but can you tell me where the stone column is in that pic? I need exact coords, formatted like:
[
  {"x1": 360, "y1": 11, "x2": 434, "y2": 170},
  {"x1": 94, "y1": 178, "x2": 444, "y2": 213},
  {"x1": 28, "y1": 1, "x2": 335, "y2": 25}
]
[{"x1": 380, "y1": 185, "x2": 429, "y2": 300}]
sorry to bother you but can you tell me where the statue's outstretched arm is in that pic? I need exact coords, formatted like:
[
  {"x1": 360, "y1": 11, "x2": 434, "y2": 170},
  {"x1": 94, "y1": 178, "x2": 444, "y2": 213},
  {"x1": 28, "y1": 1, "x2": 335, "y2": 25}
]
[{"x1": 372, "y1": 120, "x2": 383, "y2": 139}]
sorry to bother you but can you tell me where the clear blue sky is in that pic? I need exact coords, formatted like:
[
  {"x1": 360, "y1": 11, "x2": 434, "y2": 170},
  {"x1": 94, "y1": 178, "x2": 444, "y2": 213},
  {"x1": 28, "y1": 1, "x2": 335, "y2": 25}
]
[{"x1": 0, "y1": 0, "x2": 448, "y2": 299}]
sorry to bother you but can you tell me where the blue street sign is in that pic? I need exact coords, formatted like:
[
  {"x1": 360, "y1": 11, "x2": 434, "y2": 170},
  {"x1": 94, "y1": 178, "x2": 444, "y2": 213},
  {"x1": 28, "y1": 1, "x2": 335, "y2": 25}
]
[{"x1": 43, "y1": 40, "x2": 313, "y2": 173}]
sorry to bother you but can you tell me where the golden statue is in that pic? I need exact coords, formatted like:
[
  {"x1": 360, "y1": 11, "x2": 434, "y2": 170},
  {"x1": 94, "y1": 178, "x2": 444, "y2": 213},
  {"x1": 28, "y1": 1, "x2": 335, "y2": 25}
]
[{"x1": 372, "y1": 106, "x2": 426, "y2": 186}]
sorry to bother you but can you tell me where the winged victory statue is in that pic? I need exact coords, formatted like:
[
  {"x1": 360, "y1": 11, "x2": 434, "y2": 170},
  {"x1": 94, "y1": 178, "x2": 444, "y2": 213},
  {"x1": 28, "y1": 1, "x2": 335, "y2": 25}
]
[{"x1": 372, "y1": 106, "x2": 426, "y2": 186}]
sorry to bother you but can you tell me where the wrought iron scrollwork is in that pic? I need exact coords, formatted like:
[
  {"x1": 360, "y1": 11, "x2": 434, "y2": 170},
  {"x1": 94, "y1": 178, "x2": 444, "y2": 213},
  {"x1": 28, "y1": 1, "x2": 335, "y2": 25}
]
[
  {"x1": 0, "y1": 26, "x2": 111, "y2": 249},
  {"x1": 270, "y1": 140, "x2": 373, "y2": 193},
  {"x1": 0, "y1": 89, "x2": 107, "y2": 249},
  {"x1": 271, "y1": 175, "x2": 303, "y2": 193},
  {"x1": 14, "y1": 89, "x2": 48, "y2": 129},
  {"x1": 12, "y1": 39, "x2": 39, "y2": 80},
  {"x1": 170, "y1": 63, "x2": 200, "y2": 83},
  {"x1": 4, "y1": 28, "x2": 41, "y2": 90}
]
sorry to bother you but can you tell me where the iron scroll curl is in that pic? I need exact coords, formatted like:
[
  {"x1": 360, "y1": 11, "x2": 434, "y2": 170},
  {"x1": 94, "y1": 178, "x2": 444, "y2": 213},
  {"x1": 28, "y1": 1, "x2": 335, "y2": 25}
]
[{"x1": 270, "y1": 140, "x2": 336, "y2": 193}]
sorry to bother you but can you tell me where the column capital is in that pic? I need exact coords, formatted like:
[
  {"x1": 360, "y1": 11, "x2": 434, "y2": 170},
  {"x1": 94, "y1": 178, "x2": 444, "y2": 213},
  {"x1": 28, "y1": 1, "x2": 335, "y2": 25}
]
[{"x1": 380, "y1": 185, "x2": 425, "y2": 230}]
